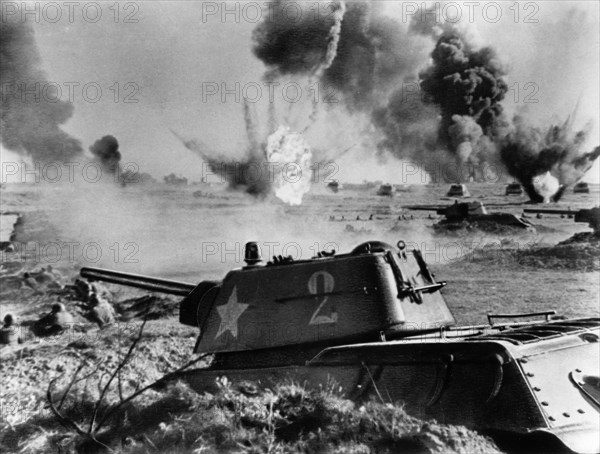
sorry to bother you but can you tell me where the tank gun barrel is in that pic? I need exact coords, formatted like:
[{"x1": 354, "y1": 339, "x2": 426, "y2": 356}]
[
  {"x1": 523, "y1": 208, "x2": 578, "y2": 215},
  {"x1": 407, "y1": 206, "x2": 446, "y2": 212},
  {"x1": 406, "y1": 205, "x2": 449, "y2": 216},
  {"x1": 80, "y1": 267, "x2": 195, "y2": 296}
]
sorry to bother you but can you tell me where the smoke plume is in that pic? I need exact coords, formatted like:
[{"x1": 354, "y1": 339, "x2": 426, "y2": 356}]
[
  {"x1": 89, "y1": 135, "x2": 122, "y2": 175},
  {"x1": 419, "y1": 31, "x2": 508, "y2": 160},
  {"x1": 370, "y1": 22, "x2": 508, "y2": 181},
  {"x1": 0, "y1": 7, "x2": 82, "y2": 163},
  {"x1": 253, "y1": 1, "x2": 425, "y2": 112}
]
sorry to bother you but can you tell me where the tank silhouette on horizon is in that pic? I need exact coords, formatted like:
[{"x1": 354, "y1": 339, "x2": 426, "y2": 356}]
[
  {"x1": 410, "y1": 201, "x2": 534, "y2": 232},
  {"x1": 376, "y1": 183, "x2": 393, "y2": 196},
  {"x1": 573, "y1": 182, "x2": 590, "y2": 194},
  {"x1": 505, "y1": 182, "x2": 523, "y2": 195},
  {"x1": 446, "y1": 184, "x2": 470, "y2": 197},
  {"x1": 326, "y1": 180, "x2": 340, "y2": 193}
]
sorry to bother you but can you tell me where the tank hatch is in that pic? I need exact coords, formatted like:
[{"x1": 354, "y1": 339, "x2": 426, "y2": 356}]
[{"x1": 194, "y1": 241, "x2": 455, "y2": 353}]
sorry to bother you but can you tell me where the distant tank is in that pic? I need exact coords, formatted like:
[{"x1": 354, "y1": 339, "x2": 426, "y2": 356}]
[
  {"x1": 326, "y1": 181, "x2": 340, "y2": 193},
  {"x1": 411, "y1": 201, "x2": 534, "y2": 231},
  {"x1": 505, "y1": 182, "x2": 523, "y2": 195},
  {"x1": 376, "y1": 183, "x2": 393, "y2": 196},
  {"x1": 574, "y1": 182, "x2": 590, "y2": 194},
  {"x1": 81, "y1": 240, "x2": 599, "y2": 453},
  {"x1": 524, "y1": 206, "x2": 600, "y2": 235},
  {"x1": 163, "y1": 173, "x2": 188, "y2": 186},
  {"x1": 447, "y1": 183, "x2": 470, "y2": 197}
]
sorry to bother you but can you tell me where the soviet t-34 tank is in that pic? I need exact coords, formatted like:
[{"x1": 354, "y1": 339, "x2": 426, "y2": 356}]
[
  {"x1": 81, "y1": 241, "x2": 599, "y2": 453},
  {"x1": 410, "y1": 201, "x2": 534, "y2": 232}
]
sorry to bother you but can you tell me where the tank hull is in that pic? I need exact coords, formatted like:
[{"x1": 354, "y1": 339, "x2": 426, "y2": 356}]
[{"x1": 183, "y1": 317, "x2": 600, "y2": 454}]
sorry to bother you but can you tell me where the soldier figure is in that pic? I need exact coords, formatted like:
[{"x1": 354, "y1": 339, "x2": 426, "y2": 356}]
[
  {"x1": 33, "y1": 303, "x2": 74, "y2": 337},
  {"x1": 36, "y1": 265, "x2": 62, "y2": 289},
  {"x1": 0, "y1": 314, "x2": 21, "y2": 346},
  {"x1": 90, "y1": 282, "x2": 112, "y2": 301},
  {"x1": 88, "y1": 293, "x2": 117, "y2": 328},
  {"x1": 73, "y1": 279, "x2": 93, "y2": 300},
  {"x1": 46, "y1": 265, "x2": 62, "y2": 278},
  {"x1": 22, "y1": 272, "x2": 41, "y2": 294}
]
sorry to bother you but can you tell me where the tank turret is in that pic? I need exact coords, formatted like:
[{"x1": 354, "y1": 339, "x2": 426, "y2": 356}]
[
  {"x1": 446, "y1": 184, "x2": 470, "y2": 197},
  {"x1": 505, "y1": 182, "x2": 523, "y2": 195},
  {"x1": 376, "y1": 183, "x2": 393, "y2": 196},
  {"x1": 439, "y1": 200, "x2": 487, "y2": 220},
  {"x1": 180, "y1": 241, "x2": 453, "y2": 353},
  {"x1": 573, "y1": 182, "x2": 590, "y2": 194}
]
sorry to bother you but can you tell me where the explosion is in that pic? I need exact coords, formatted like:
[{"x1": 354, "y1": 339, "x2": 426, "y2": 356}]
[
  {"x1": 266, "y1": 126, "x2": 313, "y2": 205},
  {"x1": 172, "y1": 102, "x2": 273, "y2": 198},
  {"x1": 500, "y1": 116, "x2": 600, "y2": 202},
  {"x1": 370, "y1": 14, "x2": 598, "y2": 199},
  {"x1": 174, "y1": 124, "x2": 313, "y2": 205},
  {"x1": 531, "y1": 172, "x2": 561, "y2": 203}
]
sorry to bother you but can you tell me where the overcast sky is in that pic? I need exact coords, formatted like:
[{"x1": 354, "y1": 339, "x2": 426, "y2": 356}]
[{"x1": 2, "y1": 0, "x2": 599, "y2": 183}]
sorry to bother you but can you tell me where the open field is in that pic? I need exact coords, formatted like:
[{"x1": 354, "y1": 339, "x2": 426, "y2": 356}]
[
  {"x1": 2, "y1": 181, "x2": 598, "y2": 319},
  {"x1": 1, "y1": 181, "x2": 599, "y2": 453}
]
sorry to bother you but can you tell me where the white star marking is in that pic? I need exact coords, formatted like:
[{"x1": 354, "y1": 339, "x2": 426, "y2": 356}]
[{"x1": 215, "y1": 286, "x2": 249, "y2": 339}]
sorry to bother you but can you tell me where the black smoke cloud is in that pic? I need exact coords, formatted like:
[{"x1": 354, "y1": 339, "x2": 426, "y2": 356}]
[
  {"x1": 419, "y1": 31, "x2": 508, "y2": 160},
  {"x1": 89, "y1": 135, "x2": 122, "y2": 174},
  {"x1": 371, "y1": 24, "x2": 510, "y2": 181},
  {"x1": 252, "y1": 1, "x2": 334, "y2": 77},
  {"x1": 252, "y1": 1, "x2": 424, "y2": 111},
  {"x1": 0, "y1": 6, "x2": 82, "y2": 162}
]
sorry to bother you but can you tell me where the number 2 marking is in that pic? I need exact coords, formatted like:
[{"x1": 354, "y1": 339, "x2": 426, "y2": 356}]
[{"x1": 308, "y1": 271, "x2": 338, "y2": 325}]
